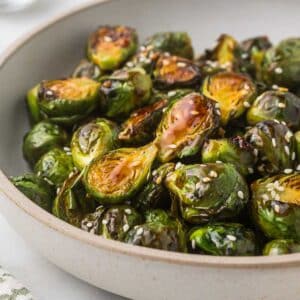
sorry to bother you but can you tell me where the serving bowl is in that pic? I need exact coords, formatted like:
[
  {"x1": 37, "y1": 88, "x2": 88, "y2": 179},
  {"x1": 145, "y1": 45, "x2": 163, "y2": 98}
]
[{"x1": 1, "y1": 0, "x2": 300, "y2": 299}]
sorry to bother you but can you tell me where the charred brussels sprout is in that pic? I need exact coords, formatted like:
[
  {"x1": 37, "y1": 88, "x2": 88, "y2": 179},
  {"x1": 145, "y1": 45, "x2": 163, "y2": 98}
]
[
  {"x1": 23, "y1": 121, "x2": 68, "y2": 165},
  {"x1": 153, "y1": 55, "x2": 201, "y2": 90},
  {"x1": 53, "y1": 171, "x2": 95, "y2": 227},
  {"x1": 155, "y1": 92, "x2": 219, "y2": 162},
  {"x1": 34, "y1": 148, "x2": 74, "y2": 186},
  {"x1": 201, "y1": 136, "x2": 256, "y2": 176},
  {"x1": 135, "y1": 163, "x2": 175, "y2": 212},
  {"x1": 202, "y1": 71, "x2": 256, "y2": 125},
  {"x1": 247, "y1": 90, "x2": 300, "y2": 128},
  {"x1": 81, "y1": 206, "x2": 106, "y2": 234},
  {"x1": 87, "y1": 25, "x2": 138, "y2": 71},
  {"x1": 118, "y1": 98, "x2": 168, "y2": 145},
  {"x1": 257, "y1": 38, "x2": 300, "y2": 89},
  {"x1": 251, "y1": 173, "x2": 300, "y2": 240},
  {"x1": 83, "y1": 143, "x2": 157, "y2": 204},
  {"x1": 71, "y1": 118, "x2": 119, "y2": 170},
  {"x1": 99, "y1": 68, "x2": 152, "y2": 118},
  {"x1": 263, "y1": 239, "x2": 300, "y2": 255},
  {"x1": 11, "y1": 174, "x2": 54, "y2": 212},
  {"x1": 189, "y1": 223, "x2": 257, "y2": 256},
  {"x1": 165, "y1": 163, "x2": 249, "y2": 224},
  {"x1": 37, "y1": 78, "x2": 100, "y2": 125},
  {"x1": 245, "y1": 120, "x2": 295, "y2": 175},
  {"x1": 72, "y1": 59, "x2": 102, "y2": 80}
]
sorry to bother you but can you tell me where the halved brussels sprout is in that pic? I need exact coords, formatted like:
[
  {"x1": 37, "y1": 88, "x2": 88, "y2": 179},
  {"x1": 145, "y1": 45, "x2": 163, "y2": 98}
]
[
  {"x1": 72, "y1": 59, "x2": 102, "y2": 80},
  {"x1": 201, "y1": 136, "x2": 256, "y2": 176},
  {"x1": 189, "y1": 223, "x2": 258, "y2": 256},
  {"x1": 153, "y1": 55, "x2": 201, "y2": 90},
  {"x1": 34, "y1": 148, "x2": 74, "y2": 186},
  {"x1": 11, "y1": 174, "x2": 55, "y2": 212},
  {"x1": 202, "y1": 71, "x2": 256, "y2": 125},
  {"x1": 37, "y1": 78, "x2": 100, "y2": 125},
  {"x1": 83, "y1": 143, "x2": 157, "y2": 204},
  {"x1": 257, "y1": 38, "x2": 300, "y2": 89},
  {"x1": 87, "y1": 25, "x2": 138, "y2": 71},
  {"x1": 26, "y1": 84, "x2": 41, "y2": 124},
  {"x1": 165, "y1": 163, "x2": 249, "y2": 224},
  {"x1": 251, "y1": 173, "x2": 300, "y2": 240},
  {"x1": 71, "y1": 118, "x2": 119, "y2": 170},
  {"x1": 99, "y1": 68, "x2": 152, "y2": 118},
  {"x1": 23, "y1": 121, "x2": 68, "y2": 165},
  {"x1": 118, "y1": 98, "x2": 168, "y2": 145},
  {"x1": 244, "y1": 120, "x2": 295, "y2": 175},
  {"x1": 53, "y1": 171, "x2": 95, "y2": 227},
  {"x1": 155, "y1": 92, "x2": 219, "y2": 162},
  {"x1": 247, "y1": 90, "x2": 300, "y2": 128},
  {"x1": 135, "y1": 163, "x2": 175, "y2": 212},
  {"x1": 263, "y1": 239, "x2": 300, "y2": 256}
]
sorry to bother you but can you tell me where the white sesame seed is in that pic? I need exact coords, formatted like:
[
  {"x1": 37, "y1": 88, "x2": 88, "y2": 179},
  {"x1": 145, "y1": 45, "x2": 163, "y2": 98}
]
[
  {"x1": 37, "y1": 171, "x2": 41, "y2": 177},
  {"x1": 241, "y1": 53, "x2": 249, "y2": 59},
  {"x1": 285, "y1": 131, "x2": 293, "y2": 142},
  {"x1": 195, "y1": 182, "x2": 202, "y2": 190},
  {"x1": 168, "y1": 144, "x2": 177, "y2": 149},
  {"x1": 104, "y1": 36, "x2": 113, "y2": 42},
  {"x1": 253, "y1": 149, "x2": 259, "y2": 157},
  {"x1": 177, "y1": 62, "x2": 187, "y2": 68},
  {"x1": 43, "y1": 177, "x2": 54, "y2": 185},
  {"x1": 274, "y1": 193, "x2": 280, "y2": 201},
  {"x1": 140, "y1": 46, "x2": 146, "y2": 51},
  {"x1": 272, "y1": 84, "x2": 279, "y2": 90},
  {"x1": 56, "y1": 187, "x2": 60, "y2": 194},
  {"x1": 227, "y1": 234, "x2": 237, "y2": 241},
  {"x1": 191, "y1": 239, "x2": 196, "y2": 250},
  {"x1": 277, "y1": 102, "x2": 286, "y2": 108},
  {"x1": 209, "y1": 170, "x2": 218, "y2": 178},
  {"x1": 86, "y1": 222, "x2": 93, "y2": 228},
  {"x1": 296, "y1": 164, "x2": 300, "y2": 171},
  {"x1": 272, "y1": 138, "x2": 277, "y2": 147},
  {"x1": 102, "y1": 219, "x2": 108, "y2": 225},
  {"x1": 237, "y1": 190, "x2": 244, "y2": 199},
  {"x1": 243, "y1": 101, "x2": 251, "y2": 108},
  {"x1": 123, "y1": 224, "x2": 130, "y2": 232},
  {"x1": 248, "y1": 167, "x2": 254, "y2": 174},
  {"x1": 175, "y1": 162, "x2": 183, "y2": 170},
  {"x1": 274, "y1": 204, "x2": 281, "y2": 213},
  {"x1": 214, "y1": 102, "x2": 220, "y2": 108},
  {"x1": 168, "y1": 91, "x2": 177, "y2": 97},
  {"x1": 284, "y1": 168, "x2": 293, "y2": 174},
  {"x1": 202, "y1": 177, "x2": 211, "y2": 183},
  {"x1": 215, "y1": 109, "x2": 221, "y2": 116},
  {"x1": 292, "y1": 152, "x2": 296, "y2": 161},
  {"x1": 274, "y1": 67, "x2": 283, "y2": 74},
  {"x1": 125, "y1": 208, "x2": 132, "y2": 215},
  {"x1": 284, "y1": 145, "x2": 290, "y2": 156},
  {"x1": 262, "y1": 194, "x2": 269, "y2": 201},
  {"x1": 126, "y1": 61, "x2": 134, "y2": 68},
  {"x1": 162, "y1": 107, "x2": 168, "y2": 113},
  {"x1": 216, "y1": 160, "x2": 223, "y2": 164},
  {"x1": 281, "y1": 121, "x2": 287, "y2": 126},
  {"x1": 136, "y1": 227, "x2": 144, "y2": 235},
  {"x1": 190, "y1": 110, "x2": 199, "y2": 115},
  {"x1": 63, "y1": 146, "x2": 71, "y2": 151},
  {"x1": 271, "y1": 190, "x2": 277, "y2": 199},
  {"x1": 164, "y1": 52, "x2": 171, "y2": 57},
  {"x1": 273, "y1": 119, "x2": 280, "y2": 123}
]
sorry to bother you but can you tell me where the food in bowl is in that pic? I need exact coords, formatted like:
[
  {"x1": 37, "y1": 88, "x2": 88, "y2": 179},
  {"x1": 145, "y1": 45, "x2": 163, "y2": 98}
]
[{"x1": 11, "y1": 25, "x2": 300, "y2": 256}]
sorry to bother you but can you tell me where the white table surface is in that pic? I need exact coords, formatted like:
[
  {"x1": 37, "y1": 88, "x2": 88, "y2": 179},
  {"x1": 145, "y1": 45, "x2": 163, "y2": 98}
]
[{"x1": 0, "y1": 1, "x2": 124, "y2": 299}]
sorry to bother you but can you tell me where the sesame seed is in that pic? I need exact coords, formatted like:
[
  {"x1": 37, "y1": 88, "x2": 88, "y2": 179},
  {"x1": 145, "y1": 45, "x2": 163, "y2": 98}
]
[
  {"x1": 274, "y1": 193, "x2": 280, "y2": 201},
  {"x1": 215, "y1": 109, "x2": 221, "y2": 116},
  {"x1": 253, "y1": 149, "x2": 258, "y2": 156},
  {"x1": 63, "y1": 146, "x2": 71, "y2": 151},
  {"x1": 152, "y1": 170, "x2": 158, "y2": 176},
  {"x1": 125, "y1": 208, "x2": 132, "y2": 215},
  {"x1": 241, "y1": 53, "x2": 249, "y2": 59},
  {"x1": 195, "y1": 182, "x2": 202, "y2": 190},
  {"x1": 126, "y1": 62, "x2": 134, "y2": 68},
  {"x1": 164, "y1": 52, "x2": 171, "y2": 57},
  {"x1": 274, "y1": 67, "x2": 283, "y2": 74},
  {"x1": 237, "y1": 190, "x2": 244, "y2": 199},
  {"x1": 277, "y1": 102, "x2": 286, "y2": 108},
  {"x1": 273, "y1": 119, "x2": 280, "y2": 124},
  {"x1": 285, "y1": 131, "x2": 293, "y2": 142},
  {"x1": 227, "y1": 234, "x2": 237, "y2": 241},
  {"x1": 191, "y1": 239, "x2": 196, "y2": 250},
  {"x1": 284, "y1": 168, "x2": 293, "y2": 174},
  {"x1": 281, "y1": 121, "x2": 287, "y2": 126},
  {"x1": 262, "y1": 194, "x2": 269, "y2": 201},
  {"x1": 216, "y1": 160, "x2": 223, "y2": 164},
  {"x1": 136, "y1": 227, "x2": 144, "y2": 235},
  {"x1": 296, "y1": 164, "x2": 300, "y2": 171},
  {"x1": 190, "y1": 110, "x2": 199, "y2": 115},
  {"x1": 284, "y1": 145, "x2": 290, "y2": 156},
  {"x1": 274, "y1": 204, "x2": 281, "y2": 213},
  {"x1": 175, "y1": 162, "x2": 183, "y2": 170},
  {"x1": 292, "y1": 152, "x2": 296, "y2": 161},
  {"x1": 168, "y1": 91, "x2": 177, "y2": 97},
  {"x1": 202, "y1": 177, "x2": 211, "y2": 183},
  {"x1": 209, "y1": 170, "x2": 218, "y2": 178},
  {"x1": 37, "y1": 171, "x2": 41, "y2": 177},
  {"x1": 86, "y1": 222, "x2": 93, "y2": 228},
  {"x1": 103, "y1": 36, "x2": 113, "y2": 42},
  {"x1": 102, "y1": 219, "x2": 108, "y2": 225},
  {"x1": 177, "y1": 62, "x2": 187, "y2": 68},
  {"x1": 123, "y1": 224, "x2": 130, "y2": 232},
  {"x1": 272, "y1": 84, "x2": 279, "y2": 90},
  {"x1": 162, "y1": 107, "x2": 168, "y2": 113},
  {"x1": 248, "y1": 167, "x2": 254, "y2": 174},
  {"x1": 140, "y1": 46, "x2": 146, "y2": 51},
  {"x1": 56, "y1": 187, "x2": 60, "y2": 194},
  {"x1": 43, "y1": 177, "x2": 54, "y2": 185},
  {"x1": 243, "y1": 101, "x2": 251, "y2": 108},
  {"x1": 168, "y1": 144, "x2": 177, "y2": 149},
  {"x1": 272, "y1": 138, "x2": 277, "y2": 147}
]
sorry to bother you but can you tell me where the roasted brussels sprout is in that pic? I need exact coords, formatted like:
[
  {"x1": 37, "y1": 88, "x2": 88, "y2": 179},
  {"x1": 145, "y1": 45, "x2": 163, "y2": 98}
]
[
  {"x1": 189, "y1": 223, "x2": 258, "y2": 256},
  {"x1": 247, "y1": 90, "x2": 300, "y2": 128},
  {"x1": 11, "y1": 174, "x2": 54, "y2": 212},
  {"x1": 81, "y1": 205, "x2": 106, "y2": 234},
  {"x1": 135, "y1": 163, "x2": 175, "y2": 212},
  {"x1": 245, "y1": 120, "x2": 295, "y2": 175},
  {"x1": 153, "y1": 55, "x2": 201, "y2": 90},
  {"x1": 53, "y1": 171, "x2": 95, "y2": 227},
  {"x1": 118, "y1": 98, "x2": 168, "y2": 145},
  {"x1": 83, "y1": 143, "x2": 157, "y2": 204},
  {"x1": 87, "y1": 25, "x2": 138, "y2": 71},
  {"x1": 99, "y1": 68, "x2": 152, "y2": 118},
  {"x1": 257, "y1": 38, "x2": 300, "y2": 89},
  {"x1": 72, "y1": 59, "x2": 102, "y2": 80},
  {"x1": 36, "y1": 78, "x2": 100, "y2": 125},
  {"x1": 155, "y1": 92, "x2": 219, "y2": 162},
  {"x1": 71, "y1": 118, "x2": 119, "y2": 169},
  {"x1": 34, "y1": 148, "x2": 74, "y2": 186},
  {"x1": 201, "y1": 136, "x2": 256, "y2": 176},
  {"x1": 165, "y1": 163, "x2": 249, "y2": 224},
  {"x1": 125, "y1": 209, "x2": 186, "y2": 252},
  {"x1": 23, "y1": 121, "x2": 68, "y2": 165},
  {"x1": 202, "y1": 71, "x2": 256, "y2": 125},
  {"x1": 263, "y1": 239, "x2": 300, "y2": 255},
  {"x1": 251, "y1": 173, "x2": 300, "y2": 240}
]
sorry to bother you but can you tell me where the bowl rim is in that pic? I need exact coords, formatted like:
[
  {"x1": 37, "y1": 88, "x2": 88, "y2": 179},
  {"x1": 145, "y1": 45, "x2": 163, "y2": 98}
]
[{"x1": 1, "y1": 0, "x2": 300, "y2": 268}]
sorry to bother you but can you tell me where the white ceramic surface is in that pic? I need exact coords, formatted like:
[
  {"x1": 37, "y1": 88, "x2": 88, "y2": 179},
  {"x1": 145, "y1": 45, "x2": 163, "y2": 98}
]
[{"x1": 1, "y1": 0, "x2": 300, "y2": 299}]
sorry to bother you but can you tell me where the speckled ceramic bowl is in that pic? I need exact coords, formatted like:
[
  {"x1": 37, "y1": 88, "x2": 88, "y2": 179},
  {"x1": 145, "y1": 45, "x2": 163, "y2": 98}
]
[{"x1": 1, "y1": 1, "x2": 300, "y2": 299}]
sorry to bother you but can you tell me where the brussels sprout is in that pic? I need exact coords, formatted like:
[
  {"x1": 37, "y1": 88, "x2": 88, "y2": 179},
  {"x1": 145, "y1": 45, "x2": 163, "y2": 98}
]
[
  {"x1": 53, "y1": 171, "x2": 95, "y2": 227},
  {"x1": 155, "y1": 92, "x2": 219, "y2": 162},
  {"x1": 165, "y1": 163, "x2": 249, "y2": 224},
  {"x1": 202, "y1": 71, "x2": 256, "y2": 126},
  {"x1": 251, "y1": 173, "x2": 300, "y2": 240},
  {"x1": 244, "y1": 120, "x2": 295, "y2": 175},
  {"x1": 11, "y1": 174, "x2": 54, "y2": 212},
  {"x1": 71, "y1": 118, "x2": 119, "y2": 170},
  {"x1": 26, "y1": 84, "x2": 41, "y2": 124},
  {"x1": 34, "y1": 148, "x2": 74, "y2": 186},
  {"x1": 72, "y1": 59, "x2": 102, "y2": 80},
  {"x1": 125, "y1": 210, "x2": 186, "y2": 252},
  {"x1": 189, "y1": 223, "x2": 258, "y2": 256},
  {"x1": 83, "y1": 143, "x2": 157, "y2": 204},
  {"x1": 257, "y1": 38, "x2": 300, "y2": 89},
  {"x1": 99, "y1": 68, "x2": 152, "y2": 118},
  {"x1": 23, "y1": 121, "x2": 68, "y2": 165},
  {"x1": 118, "y1": 98, "x2": 168, "y2": 145},
  {"x1": 201, "y1": 136, "x2": 256, "y2": 176},
  {"x1": 81, "y1": 205, "x2": 106, "y2": 234},
  {"x1": 247, "y1": 90, "x2": 300, "y2": 128},
  {"x1": 263, "y1": 239, "x2": 300, "y2": 255},
  {"x1": 87, "y1": 25, "x2": 138, "y2": 71},
  {"x1": 135, "y1": 163, "x2": 175, "y2": 212},
  {"x1": 36, "y1": 78, "x2": 100, "y2": 125},
  {"x1": 153, "y1": 55, "x2": 201, "y2": 90}
]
